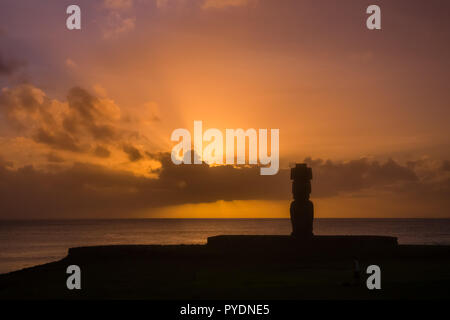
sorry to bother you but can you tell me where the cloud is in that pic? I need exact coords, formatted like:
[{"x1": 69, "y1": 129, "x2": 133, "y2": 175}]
[
  {"x1": 123, "y1": 143, "x2": 143, "y2": 161},
  {"x1": 156, "y1": 0, "x2": 257, "y2": 10},
  {"x1": 94, "y1": 145, "x2": 111, "y2": 158},
  {"x1": 442, "y1": 160, "x2": 450, "y2": 172},
  {"x1": 47, "y1": 153, "x2": 65, "y2": 163},
  {"x1": 202, "y1": 0, "x2": 258, "y2": 9},
  {"x1": 155, "y1": 0, "x2": 190, "y2": 9},
  {"x1": 0, "y1": 84, "x2": 55, "y2": 132},
  {"x1": 102, "y1": 1, "x2": 135, "y2": 39},
  {"x1": 304, "y1": 157, "x2": 419, "y2": 197},
  {"x1": 64, "y1": 86, "x2": 121, "y2": 142},
  {"x1": 103, "y1": 14, "x2": 136, "y2": 39},
  {"x1": 34, "y1": 127, "x2": 81, "y2": 152},
  {"x1": 65, "y1": 58, "x2": 77, "y2": 69},
  {"x1": 0, "y1": 152, "x2": 448, "y2": 218},
  {"x1": 104, "y1": 0, "x2": 134, "y2": 10},
  {"x1": 0, "y1": 84, "x2": 161, "y2": 176},
  {"x1": 0, "y1": 54, "x2": 24, "y2": 76},
  {"x1": 0, "y1": 84, "x2": 121, "y2": 151},
  {"x1": 0, "y1": 155, "x2": 13, "y2": 168}
]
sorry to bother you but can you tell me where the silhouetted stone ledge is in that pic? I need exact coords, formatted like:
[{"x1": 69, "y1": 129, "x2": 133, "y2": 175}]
[
  {"x1": 2, "y1": 241, "x2": 450, "y2": 299},
  {"x1": 63, "y1": 235, "x2": 398, "y2": 261},
  {"x1": 207, "y1": 235, "x2": 398, "y2": 253},
  {"x1": 67, "y1": 244, "x2": 207, "y2": 260}
]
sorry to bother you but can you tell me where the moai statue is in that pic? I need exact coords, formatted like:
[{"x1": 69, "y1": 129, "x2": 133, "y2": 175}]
[{"x1": 290, "y1": 163, "x2": 314, "y2": 238}]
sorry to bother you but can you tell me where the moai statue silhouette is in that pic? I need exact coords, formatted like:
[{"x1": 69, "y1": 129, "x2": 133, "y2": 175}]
[{"x1": 290, "y1": 163, "x2": 314, "y2": 238}]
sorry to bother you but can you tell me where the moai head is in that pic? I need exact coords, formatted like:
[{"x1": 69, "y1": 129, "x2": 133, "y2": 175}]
[{"x1": 290, "y1": 163, "x2": 312, "y2": 201}]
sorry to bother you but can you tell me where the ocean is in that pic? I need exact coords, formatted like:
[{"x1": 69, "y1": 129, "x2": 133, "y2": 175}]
[{"x1": 1, "y1": 218, "x2": 449, "y2": 274}]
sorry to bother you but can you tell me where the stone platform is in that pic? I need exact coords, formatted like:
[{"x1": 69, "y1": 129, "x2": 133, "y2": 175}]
[
  {"x1": 207, "y1": 235, "x2": 398, "y2": 254},
  {"x1": 63, "y1": 235, "x2": 398, "y2": 262}
]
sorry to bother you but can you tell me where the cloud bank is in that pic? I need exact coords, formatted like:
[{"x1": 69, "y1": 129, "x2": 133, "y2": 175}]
[
  {"x1": 0, "y1": 151, "x2": 449, "y2": 218},
  {"x1": 0, "y1": 84, "x2": 161, "y2": 177}
]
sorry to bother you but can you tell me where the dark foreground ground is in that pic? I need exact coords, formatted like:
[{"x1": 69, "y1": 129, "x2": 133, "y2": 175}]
[{"x1": 1, "y1": 236, "x2": 449, "y2": 300}]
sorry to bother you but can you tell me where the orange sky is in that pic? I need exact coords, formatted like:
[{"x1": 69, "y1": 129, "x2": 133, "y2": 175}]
[{"x1": 0, "y1": 0, "x2": 449, "y2": 218}]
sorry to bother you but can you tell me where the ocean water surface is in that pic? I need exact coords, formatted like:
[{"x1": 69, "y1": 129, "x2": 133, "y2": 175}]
[{"x1": 1, "y1": 218, "x2": 449, "y2": 274}]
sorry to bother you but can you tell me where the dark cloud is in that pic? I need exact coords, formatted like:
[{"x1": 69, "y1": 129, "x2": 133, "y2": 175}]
[
  {"x1": 442, "y1": 160, "x2": 450, "y2": 172},
  {"x1": 0, "y1": 154, "x2": 448, "y2": 218},
  {"x1": 0, "y1": 84, "x2": 58, "y2": 134},
  {"x1": 46, "y1": 153, "x2": 65, "y2": 163},
  {"x1": 33, "y1": 128, "x2": 81, "y2": 152},
  {"x1": 0, "y1": 156, "x2": 13, "y2": 168},
  {"x1": 0, "y1": 85, "x2": 122, "y2": 150},
  {"x1": 123, "y1": 143, "x2": 142, "y2": 161},
  {"x1": 0, "y1": 85, "x2": 145, "y2": 159},
  {"x1": 67, "y1": 87, "x2": 99, "y2": 123},
  {"x1": 94, "y1": 145, "x2": 111, "y2": 158},
  {"x1": 0, "y1": 84, "x2": 43, "y2": 112},
  {"x1": 0, "y1": 54, "x2": 24, "y2": 76},
  {"x1": 64, "y1": 87, "x2": 120, "y2": 141},
  {"x1": 0, "y1": 84, "x2": 107, "y2": 154},
  {"x1": 304, "y1": 157, "x2": 418, "y2": 197}
]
